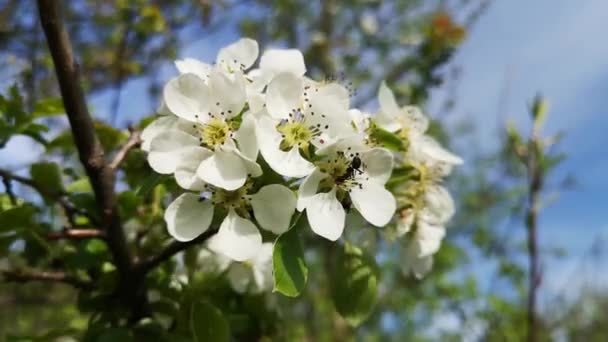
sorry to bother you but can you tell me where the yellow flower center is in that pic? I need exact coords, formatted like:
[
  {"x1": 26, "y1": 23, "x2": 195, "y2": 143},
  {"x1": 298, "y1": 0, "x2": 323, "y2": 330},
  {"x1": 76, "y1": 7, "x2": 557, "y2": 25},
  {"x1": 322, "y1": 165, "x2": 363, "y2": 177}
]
[
  {"x1": 198, "y1": 118, "x2": 232, "y2": 149},
  {"x1": 208, "y1": 182, "x2": 253, "y2": 218},
  {"x1": 277, "y1": 121, "x2": 314, "y2": 152}
]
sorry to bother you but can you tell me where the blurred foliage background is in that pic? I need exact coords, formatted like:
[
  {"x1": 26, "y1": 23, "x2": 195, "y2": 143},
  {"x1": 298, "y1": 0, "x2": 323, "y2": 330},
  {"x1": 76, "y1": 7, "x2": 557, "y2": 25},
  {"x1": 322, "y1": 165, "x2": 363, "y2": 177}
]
[{"x1": 0, "y1": 0, "x2": 605, "y2": 341}]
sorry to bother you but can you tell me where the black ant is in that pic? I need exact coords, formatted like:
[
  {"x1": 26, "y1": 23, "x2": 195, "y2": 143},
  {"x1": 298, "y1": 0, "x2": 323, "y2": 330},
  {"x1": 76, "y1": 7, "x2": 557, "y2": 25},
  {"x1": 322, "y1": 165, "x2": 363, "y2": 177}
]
[{"x1": 336, "y1": 155, "x2": 364, "y2": 184}]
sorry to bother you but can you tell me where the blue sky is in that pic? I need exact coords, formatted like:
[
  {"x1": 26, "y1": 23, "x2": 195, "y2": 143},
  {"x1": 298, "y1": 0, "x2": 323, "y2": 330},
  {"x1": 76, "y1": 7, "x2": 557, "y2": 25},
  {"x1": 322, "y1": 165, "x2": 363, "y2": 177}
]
[
  {"x1": 1, "y1": 0, "x2": 606, "y2": 306},
  {"x1": 430, "y1": 0, "x2": 608, "y2": 302}
]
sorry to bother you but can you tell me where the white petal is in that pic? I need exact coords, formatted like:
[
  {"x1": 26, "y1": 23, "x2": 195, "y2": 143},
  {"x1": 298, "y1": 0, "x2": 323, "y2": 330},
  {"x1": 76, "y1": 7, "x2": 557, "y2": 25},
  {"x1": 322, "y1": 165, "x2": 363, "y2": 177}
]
[
  {"x1": 419, "y1": 185, "x2": 455, "y2": 225},
  {"x1": 376, "y1": 81, "x2": 401, "y2": 132},
  {"x1": 197, "y1": 248, "x2": 231, "y2": 274},
  {"x1": 410, "y1": 135, "x2": 463, "y2": 166},
  {"x1": 217, "y1": 38, "x2": 259, "y2": 71},
  {"x1": 265, "y1": 146, "x2": 314, "y2": 178},
  {"x1": 349, "y1": 181, "x2": 396, "y2": 227},
  {"x1": 402, "y1": 106, "x2": 429, "y2": 134},
  {"x1": 163, "y1": 74, "x2": 211, "y2": 122},
  {"x1": 197, "y1": 150, "x2": 247, "y2": 191},
  {"x1": 251, "y1": 185, "x2": 296, "y2": 234},
  {"x1": 251, "y1": 243, "x2": 273, "y2": 292},
  {"x1": 174, "y1": 147, "x2": 212, "y2": 191},
  {"x1": 246, "y1": 90, "x2": 266, "y2": 114},
  {"x1": 306, "y1": 82, "x2": 353, "y2": 137},
  {"x1": 207, "y1": 210, "x2": 262, "y2": 262},
  {"x1": 360, "y1": 148, "x2": 394, "y2": 184},
  {"x1": 175, "y1": 58, "x2": 211, "y2": 79},
  {"x1": 349, "y1": 109, "x2": 370, "y2": 133},
  {"x1": 259, "y1": 49, "x2": 306, "y2": 76},
  {"x1": 228, "y1": 145, "x2": 262, "y2": 177},
  {"x1": 164, "y1": 193, "x2": 213, "y2": 242},
  {"x1": 415, "y1": 220, "x2": 446, "y2": 257},
  {"x1": 306, "y1": 188, "x2": 345, "y2": 241},
  {"x1": 297, "y1": 168, "x2": 327, "y2": 211},
  {"x1": 256, "y1": 116, "x2": 314, "y2": 178},
  {"x1": 227, "y1": 263, "x2": 252, "y2": 293},
  {"x1": 208, "y1": 69, "x2": 246, "y2": 118},
  {"x1": 234, "y1": 115, "x2": 259, "y2": 160},
  {"x1": 396, "y1": 209, "x2": 415, "y2": 237},
  {"x1": 401, "y1": 243, "x2": 433, "y2": 279},
  {"x1": 266, "y1": 73, "x2": 303, "y2": 120},
  {"x1": 147, "y1": 130, "x2": 199, "y2": 174},
  {"x1": 141, "y1": 116, "x2": 176, "y2": 152}
]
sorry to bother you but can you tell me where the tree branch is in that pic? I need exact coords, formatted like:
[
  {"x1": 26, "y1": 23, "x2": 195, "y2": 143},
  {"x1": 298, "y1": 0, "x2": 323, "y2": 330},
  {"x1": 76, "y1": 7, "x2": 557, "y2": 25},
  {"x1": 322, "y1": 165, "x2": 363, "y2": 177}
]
[
  {"x1": 109, "y1": 128, "x2": 141, "y2": 171},
  {"x1": 1, "y1": 268, "x2": 94, "y2": 290},
  {"x1": 0, "y1": 167, "x2": 97, "y2": 225},
  {"x1": 47, "y1": 228, "x2": 105, "y2": 241},
  {"x1": 37, "y1": 0, "x2": 145, "y2": 318},
  {"x1": 135, "y1": 227, "x2": 219, "y2": 276}
]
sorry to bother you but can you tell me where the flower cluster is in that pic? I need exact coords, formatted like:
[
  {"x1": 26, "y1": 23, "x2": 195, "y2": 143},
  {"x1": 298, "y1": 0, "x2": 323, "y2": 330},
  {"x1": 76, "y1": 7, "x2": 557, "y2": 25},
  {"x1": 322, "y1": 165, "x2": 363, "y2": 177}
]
[
  {"x1": 375, "y1": 82, "x2": 463, "y2": 278},
  {"x1": 142, "y1": 38, "x2": 461, "y2": 290}
]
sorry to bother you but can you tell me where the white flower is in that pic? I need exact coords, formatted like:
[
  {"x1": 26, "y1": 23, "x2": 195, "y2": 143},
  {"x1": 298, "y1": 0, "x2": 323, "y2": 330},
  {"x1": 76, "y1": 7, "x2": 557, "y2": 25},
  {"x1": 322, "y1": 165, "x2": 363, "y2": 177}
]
[
  {"x1": 247, "y1": 48, "x2": 307, "y2": 92},
  {"x1": 257, "y1": 73, "x2": 354, "y2": 178},
  {"x1": 164, "y1": 183, "x2": 296, "y2": 261},
  {"x1": 225, "y1": 243, "x2": 274, "y2": 294},
  {"x1": 396, "y1": 184, "x2": 455, "y2": 278},
  {"x1": 175, "y1": 38, "x2": 259, "y2": 79},
  {"x1": 154, "y1": 68, "x2": 261, "y2": 190},
  {"x1": 376, "y1": 82, "x2": 463, "y2": 169},
  {"x1": 297, "y1": 145, "x2": 396, "y2": 241},
  {"x1": 197, "y1": 244, "x2": 274, "y2": 294}
]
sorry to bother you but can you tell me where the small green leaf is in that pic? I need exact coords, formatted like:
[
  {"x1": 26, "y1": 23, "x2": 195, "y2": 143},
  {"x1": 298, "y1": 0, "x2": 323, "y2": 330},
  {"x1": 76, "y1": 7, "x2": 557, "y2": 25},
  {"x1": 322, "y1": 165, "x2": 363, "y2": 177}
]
[
  {"x1": 30, "y1": 162, "x2": 64, "y2": 197},
  {"x1": 331, "y1": 242, "x2": 379, "y2": 327},
  {"x1": 33, "y1": 97, "x2": 65, "y2": 117},
  {"x1": 67, "y1": 177, "x2": 93, "y2": 193},
  {"x1": 370, "y1": 126, "x2": 404, "y2": 151},
  {"x1": 190, "y1": 301, "x2": 230, "y2": 342},
  {"x1": 95, "y1": 121, "x2": 128, "y2": 151},
  {"x1": 96, "y1": 327, "x2": 133, "y2": 342},
  {"x1": 272, "y1": 216, "x2": 308, "y2": 297},
  {"x1": 0, "y1": 205, "x2": 36, "y2": 232},
  {"x1": 136, "y1": 173, "x2": 168, "y2": 197}
]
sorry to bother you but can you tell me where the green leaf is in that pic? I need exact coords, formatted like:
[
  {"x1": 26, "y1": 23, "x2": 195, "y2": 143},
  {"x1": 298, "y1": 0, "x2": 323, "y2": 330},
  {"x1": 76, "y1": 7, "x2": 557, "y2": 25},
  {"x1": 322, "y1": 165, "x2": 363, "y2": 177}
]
[
  {"x1": 95, "y1": 121, "x2": 128, "y2": 151},
  {"x1": 67, "y1": 177, "x2": 93, "y2": 193},
  {"x1": 331, "y1": 242, "x2": 379, "y2": 327},
  {"x1": 190, "y1": 301, "x2": 230, "y2": 342},
  {"x1": 30, "y1": 162, "x2": 64, "y2": 197},
  {"x1": 370, "y1": 126, "x2": 404, "y2": 151},
  {"x1": 33, "y1": 97, "x2": 65, "y2": 117},
  {"x1": 272, "y1": 216, "x2": 308, "y2": 297},
  {"x1": 136, "y1": 173, "x2": 168, "y2": 197},
  {"x1": 0, "y1": 205, "x2": 36, "y2": 232},
  {"x1": 95, "y1": 328, "x2": 133, "y2": 342}
]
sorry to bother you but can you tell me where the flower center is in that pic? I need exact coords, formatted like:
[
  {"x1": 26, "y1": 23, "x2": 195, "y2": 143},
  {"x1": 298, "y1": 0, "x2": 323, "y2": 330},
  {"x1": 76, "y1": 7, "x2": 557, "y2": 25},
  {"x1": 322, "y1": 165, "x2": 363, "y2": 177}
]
[
  {"x1": 194, "y1": 117, "x2": 233, "y2": 150},
  {"x1": 276, "y1": 107, "x2": 329, "y2": 155},
  {"x1": 200, "y1": 182, "x2": 253, "y2": 218},
  {"x1": 317, "y1": 150, "x2": 367, "y2": 196}
]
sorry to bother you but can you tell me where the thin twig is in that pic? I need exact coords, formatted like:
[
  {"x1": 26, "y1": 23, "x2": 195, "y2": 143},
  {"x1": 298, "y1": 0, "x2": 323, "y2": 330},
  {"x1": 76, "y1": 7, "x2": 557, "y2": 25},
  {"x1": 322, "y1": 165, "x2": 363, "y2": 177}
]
[
  {"x1": 47, "y1": 228, "x2": 105, "y2": 240},
  {"x1": 109, "y1": 128, "x2": 141, "y2": 171},
  {"x1": 525, "y1": 133, "x2": 543, "y2": 342},
  {"x1": 1, "y1": 268, "x2": 94, "y2": 290},
  {"x1": 135, "y1": 227, "x2": 219, "y2": 276},
  {"x1": 1, "y1": 176, "x2": 18, "y2": 205},
  {"x1": 0, "y1": 167, "x2": 97, "y2": 225}
]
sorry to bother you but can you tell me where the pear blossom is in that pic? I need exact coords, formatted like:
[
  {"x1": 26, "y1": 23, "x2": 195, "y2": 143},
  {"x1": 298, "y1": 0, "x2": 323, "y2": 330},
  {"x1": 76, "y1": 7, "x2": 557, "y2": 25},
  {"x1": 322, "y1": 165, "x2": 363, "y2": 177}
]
[
  {"x1": 257, "y1": 73, "x2": 355, "y2": 178},
  {"x1": 149, "y1": 67, "x2": 261, "y2": 191},
  {"x1": 395, "y1": 183, "x2": 452, "y2": 276},
  {"x1": 175, "y1": 38, "x2": 259, "y2": 80},
  {"x1": 297, "y1": 141, "x2": 396, "y2": 241},
  {"x1": 198, "y1": 243, "x2": 274, "y2": 294},
  {"x1": 164, "y1": 182, "x2": 296, "y2": 261}
]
